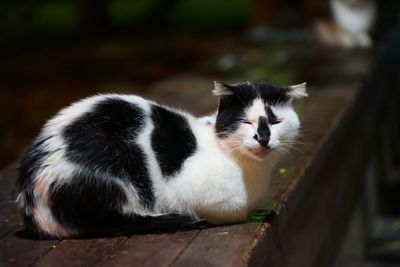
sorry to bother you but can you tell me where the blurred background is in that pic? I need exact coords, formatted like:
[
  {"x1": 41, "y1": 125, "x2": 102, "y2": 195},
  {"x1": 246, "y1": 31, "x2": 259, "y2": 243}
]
[
  {"x1": 3, "y1": 0, "x2": 399, "y2": 169},
  {"x1": 1, "y1": 0, "x2": 400, "y2": 265}
]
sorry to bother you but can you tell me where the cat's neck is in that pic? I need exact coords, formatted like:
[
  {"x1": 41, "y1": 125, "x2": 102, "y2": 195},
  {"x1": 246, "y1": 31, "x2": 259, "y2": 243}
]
[
  {"x1": 223, "y1": 146, "x2": 283, "y2": 211},
  {"x1": 216, "y1": 138, "x2": 280, "y2": 172},
  {"x1": 235, "y1": 150, "x2": 282, "y2": 176}
]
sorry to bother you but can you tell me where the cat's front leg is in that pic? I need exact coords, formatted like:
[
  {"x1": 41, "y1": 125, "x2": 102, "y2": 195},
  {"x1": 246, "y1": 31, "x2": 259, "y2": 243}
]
[
  {"x1": 191, "y1": 183, "x2": 249, "y2": 225},
  {"x1": 195, "y1": 202, "x2": 248, "y2": 225}
]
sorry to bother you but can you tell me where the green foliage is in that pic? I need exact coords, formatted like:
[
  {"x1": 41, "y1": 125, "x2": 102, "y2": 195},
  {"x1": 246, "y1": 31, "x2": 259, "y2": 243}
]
[
  {"x1": 241, "y1": 61, "x2": 296, "y2": 85},
  {"x1": 0, "y1": 0, "x2": 252, "y2": 40},
  {"x1": 34, "y1": 2, "x2": 77, "y2": 31},
  {"x1": 248, "y1": 200, "x2": 279, "y2": 223},
  {"x1": 111, "y1": 0, "x2": 154, "y2": 25},
  {"x1": 168, "y1": 0, "x2": 251, "y2": 30},
  {"x1": 248, "y1": 208, "x2": 275, "y2": 223}
]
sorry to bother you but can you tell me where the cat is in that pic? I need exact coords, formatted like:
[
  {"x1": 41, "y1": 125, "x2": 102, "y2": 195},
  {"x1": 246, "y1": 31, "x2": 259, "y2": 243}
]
[
  {"x1": 16, "y1": 80, "x2": 307, "y2": 238},
  {"x1": 314, "y1": 0, "x2": 376, "y2": 48}
]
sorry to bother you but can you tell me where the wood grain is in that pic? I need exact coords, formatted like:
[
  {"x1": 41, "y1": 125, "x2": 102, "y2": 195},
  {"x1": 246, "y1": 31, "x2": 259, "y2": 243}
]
[
  {"x1": 101, "y1": 231, "x2": 199, "y2": 267},
  {"x1": 0, "y1": 168, "x2": 21, "y2": 239},
  {"x1": 34, "y1": 237, "x2": 127, "y2": 267},
  {"x1": 0, "y1": 200, "x2": 22, "y2": 239},
  {"x1": 171, "y1": 224, "x2": 266, "y2": 267},
  {"x1": 0, "y1": 166, "x2": 18, "y2": 201},
  {"x1": 0, "y1": 232, "x2": 59, "y2": 267}
]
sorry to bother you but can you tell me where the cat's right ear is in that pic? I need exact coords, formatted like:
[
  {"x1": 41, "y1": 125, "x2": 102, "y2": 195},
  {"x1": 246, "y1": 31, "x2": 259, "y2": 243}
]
[
  {"x1": 287, "y1": 82, "x2": 308, "y2": 99},
  {"x1": 212, "y1": 81, "x2": 234, "y2": 97}
]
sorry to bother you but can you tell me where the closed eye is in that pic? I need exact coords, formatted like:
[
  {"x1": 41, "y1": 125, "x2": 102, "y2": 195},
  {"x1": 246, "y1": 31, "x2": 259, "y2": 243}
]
[
  {"x1": 243, "y1": 120, "x2": 252, "y2": 125},
  {"x1": 267, "y1": 106, "x2": 281, "y2": 125},
  {"x1": 269, "y1": 118, "x2": 282, "y2": 125}
]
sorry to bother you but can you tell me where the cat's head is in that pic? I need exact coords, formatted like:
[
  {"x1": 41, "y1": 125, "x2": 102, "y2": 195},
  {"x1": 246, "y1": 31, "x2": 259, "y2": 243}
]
[{"x1": 214, "y1": 81, "x2": 307, "y2": 161}]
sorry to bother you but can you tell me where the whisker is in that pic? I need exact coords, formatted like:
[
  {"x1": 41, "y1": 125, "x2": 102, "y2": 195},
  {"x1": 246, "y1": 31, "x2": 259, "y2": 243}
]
[
  {"x1": 279, "y1": 143, "x2": 305, "y2": 154},
  {"x1": 276, "y1": 147, "x2": 289, "y2": 156},
  {"x1": 280, "y1": 141, "x2": 309, "y2": 149}
]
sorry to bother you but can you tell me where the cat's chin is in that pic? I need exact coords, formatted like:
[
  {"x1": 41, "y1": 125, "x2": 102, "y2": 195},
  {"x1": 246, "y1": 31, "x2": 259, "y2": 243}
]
[{"x1": 244, "y1": 147, "x2": 270, "y2": 162}]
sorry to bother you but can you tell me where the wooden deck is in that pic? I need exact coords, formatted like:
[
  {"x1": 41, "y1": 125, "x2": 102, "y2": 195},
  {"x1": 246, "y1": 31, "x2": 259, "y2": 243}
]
[{"x1": 0, "y1": 80, "x2": 372, "y2": 266}]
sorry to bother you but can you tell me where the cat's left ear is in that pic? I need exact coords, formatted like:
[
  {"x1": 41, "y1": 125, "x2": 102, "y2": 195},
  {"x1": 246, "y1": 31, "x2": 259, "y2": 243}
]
[
  {"x1": 287, "y1": 82, "x2": 308, "y2": 99},
  {"x1": 212, "y1": 81, "x2": 234, "y2": 96}
]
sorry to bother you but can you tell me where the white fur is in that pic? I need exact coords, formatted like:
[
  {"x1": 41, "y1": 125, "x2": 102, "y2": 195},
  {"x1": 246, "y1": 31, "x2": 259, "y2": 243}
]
[
  {"x1": 269, "y1": 105, "x2": 300, "y2": 147},
  {"x1": 158, "y1": 116, "x2": 248, "y2": 223},
  {"x1": 19, "y1": 87, "x2": 305, "y2": 236},
  {"x1": 245, "y1": 98, "x2": 267, "y2": 123}
]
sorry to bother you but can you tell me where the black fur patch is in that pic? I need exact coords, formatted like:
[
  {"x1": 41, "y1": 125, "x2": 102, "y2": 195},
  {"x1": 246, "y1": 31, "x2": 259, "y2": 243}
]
[
  {"x1": 62, "y1": 97, "x2": 155, "y2": 208},
  {"x1": 215, "y1": 95, "x2": 246, "y2": 138},
  {"x1": 266, "y1": 106, "x2": 281, "y2": 125},
  {"x1": 215, "y1": 81, "x2": 289, "y2": 138},
  {"x1": 151, "y1": 105, "x2": 197, "y2": 177},
  {"x1": 230, "y1": 81, "x2": 290, "y2": 105},
  {"x1": 49, "y1": 172, "x2": 129, "y2": 230}
]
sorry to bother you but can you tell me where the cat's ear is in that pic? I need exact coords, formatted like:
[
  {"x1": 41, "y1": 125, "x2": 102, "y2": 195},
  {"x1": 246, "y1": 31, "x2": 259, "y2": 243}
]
[
  {"x1": 212, "y1": 81, "x2": 234, "y2": 96},
  {"x1": 287, "y1": 82, "x2": 308, "y2": 99}
]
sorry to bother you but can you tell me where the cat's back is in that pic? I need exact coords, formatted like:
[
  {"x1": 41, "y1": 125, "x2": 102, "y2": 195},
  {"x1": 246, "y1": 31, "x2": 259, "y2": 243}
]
[
  {"x1": 18, "y1": 93, "x2": 203, "y2": 188},
  {"x1": 44, "y1": 94, "x2": 151, "y2": 142}
]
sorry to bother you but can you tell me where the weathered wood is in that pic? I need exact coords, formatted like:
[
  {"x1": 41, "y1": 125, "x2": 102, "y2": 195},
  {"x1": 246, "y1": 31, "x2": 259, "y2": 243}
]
[
  {"x1": 172, "y1": 224, "x2": 267, "y2": 267},
  {"x1": 0, "y1": 168, "x2": 21, "y2": 239},
  {"x1": 0, "y1": 201, "x2": 21, "y2": 239},
  {"x1": 0, "y1": 232, "x2": 59, "y2": 267},
  {"x1": 101, "y1": 231, "x2": 199, "y2": 267},
  {"x1": 0, "y1": 166, "x2": 18, "y2": 201},
  {"x1": 34, "y1": 237, "x2": 127, "y2": 267}
]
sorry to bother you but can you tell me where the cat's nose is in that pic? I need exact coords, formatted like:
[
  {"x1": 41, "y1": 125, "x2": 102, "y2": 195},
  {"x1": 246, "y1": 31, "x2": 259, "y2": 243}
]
[
  {"x1": 258, "y1": 139, "x2": 268, "y2": 148},
  {"x1": 253, "y1": 135, "x2": 269, "y2": 148}
]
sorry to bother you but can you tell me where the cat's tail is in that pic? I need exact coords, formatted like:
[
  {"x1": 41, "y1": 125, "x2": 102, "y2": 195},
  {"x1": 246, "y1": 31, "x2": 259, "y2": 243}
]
[{"x1": 79, "y1": 214, "x2": 209, "y2": 238}]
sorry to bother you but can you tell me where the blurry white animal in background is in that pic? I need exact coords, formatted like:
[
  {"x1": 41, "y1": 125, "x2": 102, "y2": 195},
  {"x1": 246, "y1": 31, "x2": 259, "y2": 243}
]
[{"x1": 314, "y1": 0, "x2": 376, "y2": 48}]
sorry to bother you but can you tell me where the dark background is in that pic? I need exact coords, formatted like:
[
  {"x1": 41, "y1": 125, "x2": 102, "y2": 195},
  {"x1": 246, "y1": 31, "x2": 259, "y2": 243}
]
[{"x1": 0, "y1": 0, "x2": 399, "y2": 168}]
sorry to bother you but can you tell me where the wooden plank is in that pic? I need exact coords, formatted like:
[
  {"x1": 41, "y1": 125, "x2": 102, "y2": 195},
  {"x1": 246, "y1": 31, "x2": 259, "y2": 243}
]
[
  {"x1": 0, "y1": 168, "x2": 22, "y2": 240},
  {"x1": 0, "y1": 165, "x2": 18, "y2": 201},
  {"x1": 33, "y1": 237, "x2": 127, "y2": 267},
  {"x1": 251, "y1": 140, "x2": 366, "y2": 267},
  {"x1": 0, "y1": 232, "x2": 59, "y2": 267},
  {"x1": 171, "y1": 224, "x2": 266, "y2": 267},
  {"x1": 0, "y1": 200, "x2": 22, "y2": 239},
  {"x1": 101, "y1": 231, "x2": 199, "y2": 267}
]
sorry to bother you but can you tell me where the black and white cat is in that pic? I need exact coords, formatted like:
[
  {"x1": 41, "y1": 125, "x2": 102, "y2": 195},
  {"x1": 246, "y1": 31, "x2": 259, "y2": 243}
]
[{"x1": 16, "y1": 81, "x2": 307, "y2": 238}]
